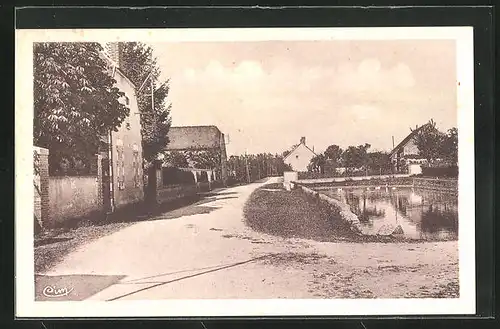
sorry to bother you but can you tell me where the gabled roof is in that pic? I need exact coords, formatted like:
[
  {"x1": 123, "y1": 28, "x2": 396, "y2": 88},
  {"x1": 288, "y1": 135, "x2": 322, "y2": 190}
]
[
  {"x1": 165, "y1": 125, "x2": 223, "y2": 151},
  {"x1": 99, "y1": 50, "x2": 137, "y2": 90},
  {"x1": 389, "y1": 124, "x2": 429, "y2": 157},
  {"x1": 283, "y1": 142, "x2": 317, "y2": 161}
]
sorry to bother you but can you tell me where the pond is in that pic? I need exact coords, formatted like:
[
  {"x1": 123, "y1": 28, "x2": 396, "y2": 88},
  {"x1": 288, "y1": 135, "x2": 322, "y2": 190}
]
[{"x1": 318, "y1": 187, "x2": 458, "y2": 241}]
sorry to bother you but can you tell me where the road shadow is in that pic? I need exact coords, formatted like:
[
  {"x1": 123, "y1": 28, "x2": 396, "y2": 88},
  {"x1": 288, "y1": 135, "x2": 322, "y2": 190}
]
[
  {"x1": 199, "y1": 191, "x2": 239, "y2": 197},
  {"x1": 34, "y1": 236, "x2": 73, "y2": 247},
  {"x1": 147, "y1": 205, "x2": 220, "y2": 221},
  {"x1": 35, "y1": 274, "x2": 125, "y2": 301}
]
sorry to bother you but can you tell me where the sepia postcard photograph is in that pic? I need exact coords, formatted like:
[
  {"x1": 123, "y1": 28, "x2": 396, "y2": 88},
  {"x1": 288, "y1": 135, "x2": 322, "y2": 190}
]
[{"x1": 15, "y1": 26, "x2": 475, "y2": 317}]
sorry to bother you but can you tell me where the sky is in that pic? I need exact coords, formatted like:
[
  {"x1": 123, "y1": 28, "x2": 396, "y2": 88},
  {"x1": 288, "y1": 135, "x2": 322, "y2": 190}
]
[{"x1": 149, "y1": 40, "x2": 457, "y2": 156}]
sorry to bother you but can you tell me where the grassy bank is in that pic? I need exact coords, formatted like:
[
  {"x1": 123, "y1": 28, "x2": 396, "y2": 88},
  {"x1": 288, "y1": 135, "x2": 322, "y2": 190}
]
[{"x1": 243, "y1": 183, "x2": 406, "y2": 243}]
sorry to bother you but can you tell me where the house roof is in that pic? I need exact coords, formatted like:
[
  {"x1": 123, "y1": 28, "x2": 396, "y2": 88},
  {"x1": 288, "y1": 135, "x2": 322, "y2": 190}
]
[
  {"x1": 283, "y1": 142, "x2": 317, "y2": 161},
  {"x1": 99, "y1": 51, "x2": 138, "y2": 90},
  {"x1": 389, "y1": 124, "x2": 429, "y2": 157},
  {"x1": 165, "y1": 125, "x2": 223, "y2": 151}
]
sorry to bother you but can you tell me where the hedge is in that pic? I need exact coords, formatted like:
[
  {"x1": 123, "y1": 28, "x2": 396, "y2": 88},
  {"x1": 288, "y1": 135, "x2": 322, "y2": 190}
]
[
  {"x1": 421, "y1": 166, "x2": 458, "y2": 178},
  {"x1": 162, "y1": 167, "x2": 196, "y2": 186}
]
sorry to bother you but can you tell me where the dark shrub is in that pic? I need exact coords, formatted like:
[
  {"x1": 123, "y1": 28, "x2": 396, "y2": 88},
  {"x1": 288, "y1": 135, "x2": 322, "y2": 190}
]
[
  {"x1": 421, "y1": 166, "x2": 458, "y2": 178},
  {"x1": 198, "y1": 171, "x2": 209, "y2": 183},
  {"x1": 162, "y1": 167, "x2": 196, "y2": 186}
]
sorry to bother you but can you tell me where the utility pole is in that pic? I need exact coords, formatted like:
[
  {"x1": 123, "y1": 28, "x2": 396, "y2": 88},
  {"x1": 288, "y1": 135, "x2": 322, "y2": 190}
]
[
  {"x1": 151, "y1": 77, "x2": 156, "y2": 142},
  {"x1": 257, "y1": 155, "x2": 261, "y2": 180},
  {"x1": 245, "y1": 151, "x2": 251, "y2": 184}
]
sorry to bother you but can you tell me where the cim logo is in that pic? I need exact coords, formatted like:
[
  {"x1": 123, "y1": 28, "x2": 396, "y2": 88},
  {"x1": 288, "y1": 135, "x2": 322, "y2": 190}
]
[{"x1": 42, "y1": 285, "x2": 74, "y2": 298}]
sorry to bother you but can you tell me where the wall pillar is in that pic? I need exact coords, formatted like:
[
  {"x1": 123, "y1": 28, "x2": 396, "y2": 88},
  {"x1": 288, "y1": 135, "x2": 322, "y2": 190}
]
[
  {"x1": 34, "y1": 147, "x2": 49, "y2": 229},
  {"x1": 96, "y1": 153, "x2": 103, "y2": 209}
]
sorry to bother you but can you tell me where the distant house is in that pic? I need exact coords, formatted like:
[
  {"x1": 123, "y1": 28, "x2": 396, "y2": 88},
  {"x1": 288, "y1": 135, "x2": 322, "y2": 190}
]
[
  {"x1": 283, "y1": 137, "x2": 317, "y2": 172},
  {"x1": 389, "y1": 124, "x2": 429, "y2": 174},
  {"x1": 100, "y1": 42, "x2": 144, "y2": 212},
  {"x1": 164, "y1": 125, "x2": 228, "y2": 186}
]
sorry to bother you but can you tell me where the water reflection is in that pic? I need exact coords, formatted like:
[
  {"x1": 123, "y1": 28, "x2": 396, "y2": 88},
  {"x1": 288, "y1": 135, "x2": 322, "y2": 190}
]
[{"x1": 322, "y1": 187, "x2": 458, "y2": 241}]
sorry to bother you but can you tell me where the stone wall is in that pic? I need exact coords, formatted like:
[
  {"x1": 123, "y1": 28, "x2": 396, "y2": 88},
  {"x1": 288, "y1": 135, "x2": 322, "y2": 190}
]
[
  {"x1": 156, "y1": 185, "x2": 198, "y2": 204},
  {"x1": 48, "y1": 175, "x2": 101, "y2": 225},
  {"x1": 34, "y1": 148, "x2": 103, "y2": 229}
]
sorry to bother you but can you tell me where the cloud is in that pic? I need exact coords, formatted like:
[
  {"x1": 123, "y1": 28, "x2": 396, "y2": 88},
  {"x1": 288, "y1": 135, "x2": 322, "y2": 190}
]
[
  {"x1": 169, "y1": 56, "x2": 443, "y2": 154},
  {"x1": 349, "y1": 104, "x2": 381, "y2": 120},
  {"x1": 234, "y1": 60, "x2": 265, "y2": 79},
  {"x1": 179, "y1": 57, "x2": 416, "y2": 100},
  {"x1": 335, "y1": 58, "x2": 415, "y2": 93},
  {"x1": 182, "y1": 60, "x2": 265, "y2": 84}
]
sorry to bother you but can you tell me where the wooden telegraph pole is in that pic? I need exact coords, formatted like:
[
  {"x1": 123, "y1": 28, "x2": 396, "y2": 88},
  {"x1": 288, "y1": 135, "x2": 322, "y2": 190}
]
[{"x1": 245, "y1": 151, "x2": 251, "y2": 184}]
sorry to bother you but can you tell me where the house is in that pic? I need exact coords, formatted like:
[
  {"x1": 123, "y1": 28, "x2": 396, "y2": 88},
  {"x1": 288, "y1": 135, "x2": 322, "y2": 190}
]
[
  {"x1": 99, "y1": 42, "x2": 144, "y2": 213},
  {"x1": 283, "y1": 137, "x2": 317, "y2": 172},
  {"x1": 164, "y1": 125, "x2": 228, "y2": 186},
  {"x1": 33, "y1": 42, "x2": 145, "y2": 228},
  {"x1": 389, "y1": 124, "x2": 429, "y2": 174}
]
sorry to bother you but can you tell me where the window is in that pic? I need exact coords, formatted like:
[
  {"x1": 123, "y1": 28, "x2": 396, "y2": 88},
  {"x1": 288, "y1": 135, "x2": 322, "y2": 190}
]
[
  {"x1": 116, "y1": 145, "x2": 125, "y2": 190},
  {"x1": 133, "y1": 148, "x2": 140, "y2": 188}
]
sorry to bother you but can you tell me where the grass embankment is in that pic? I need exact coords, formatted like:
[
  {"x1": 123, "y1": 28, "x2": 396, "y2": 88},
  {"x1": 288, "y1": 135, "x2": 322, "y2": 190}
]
[
  {"x1": 34, "y1": 196, "x2": 200, "y2": 273},
  {"x1": 244, "y1": 183, "x2": 404, "y2": 243}
]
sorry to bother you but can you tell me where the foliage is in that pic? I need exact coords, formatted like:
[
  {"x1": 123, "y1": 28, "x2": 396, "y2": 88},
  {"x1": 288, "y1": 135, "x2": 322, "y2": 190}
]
[
  {"x1": 341, "y1": 143, "x2": 371, "y2": 173},
  {"x1": 412, "y1": 119, "x2": 446, "y2": 164},
  {"x1": 227, "y1": 153, "x2": 289, "y2": 184},
  {"x1": 282, "y1": 144, "x2": 298, "y2": 158},
  {"x1": 441, "y1": 127, "x2": 458, "y2": 165},
  {"x1": 119, "y1": 42, "x2": 172, "y2": 163},
  {"x1": 162, "y1": 167, "x2": 196, "y2": 186},
  {"x1": 324, "y1": 144, "x2": 343, "y2": 165},
  {"x1": 307, "y1": 154, "x2": 326, "y2": 173},
  {"x1": 366, "y1": 151, "x2": 392, "y2": 173},
  {"x1": 421, "y1": 166, "x2": 458, "y2": 178},
  {"x1": 33, "y1": 42, "x2": 130, "y2": 175},
  {"x1": 163, "y1": 151, "x2": 189, "y2": 168},
  {"x1": 186, "y1": 149, "x2": 222, "y2": 170}
]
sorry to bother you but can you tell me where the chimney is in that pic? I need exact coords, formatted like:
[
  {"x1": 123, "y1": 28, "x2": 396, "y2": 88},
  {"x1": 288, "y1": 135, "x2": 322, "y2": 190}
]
[
  {"x1": 105, "y1": 42, "x2": 122, "y2": 68},
  {"x1": 300, "y1": 137, "x2": 306, "y2": 145}
]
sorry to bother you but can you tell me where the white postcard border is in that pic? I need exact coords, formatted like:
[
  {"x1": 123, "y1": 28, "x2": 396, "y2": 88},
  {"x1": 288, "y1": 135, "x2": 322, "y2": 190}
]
[{"x1": 15, "y1": 26, "x2": 475, "y2": 318}]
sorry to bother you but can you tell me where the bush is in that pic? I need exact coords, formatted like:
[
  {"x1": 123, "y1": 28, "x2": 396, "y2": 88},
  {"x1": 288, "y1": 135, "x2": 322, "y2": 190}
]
[
  {"x1": 162, "y1": 167, "x2": 196, "y2": 186},
  {"x1": 197, "y1": 171, "x2": 209, "y2": 183},
  {"x1": 421, "y1": 166, "x2": 458, "y2": 178}
]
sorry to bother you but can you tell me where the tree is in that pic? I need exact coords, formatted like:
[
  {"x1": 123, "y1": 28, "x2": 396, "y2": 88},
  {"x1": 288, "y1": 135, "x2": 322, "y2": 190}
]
[
  {"x1": 413, "y1": 119, "x2": 446, "y2": 164},
  {"x1": 119, "y1": 42, "x2": 172, "y2": 164},
  {"x1": 324, "y1": 144, "x2": 343, "y2": 164},
  {"x1": 441, "y1": 127, "x2": 458, "y2": 165},
  {"x1": 33, "y1": 42, "x2": 130, "y2": 174},
  {"x1": 342, "y1": 143, "x2": 371, "y2": 173},
  {"x1": 163, "y1": 151, "x2": 189, "y2": 168},
  {"x1": 308, "y1": 154, "x2": 326, "y2": 173},
  {"x1": 366, "y1": 151, "x2": 391, "y2": 174},
  {"x1": 282, "y1": 144, "x2": 298, "y2": 158},
  {"x1": 186, "y1": 149, "x2": 221, "y2": 170}
]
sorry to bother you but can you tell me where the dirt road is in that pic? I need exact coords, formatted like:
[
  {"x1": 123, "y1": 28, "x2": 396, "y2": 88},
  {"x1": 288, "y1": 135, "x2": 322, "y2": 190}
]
[{"x1": 37, "y1": 177, "x2": 458, "y2": 301}]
